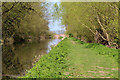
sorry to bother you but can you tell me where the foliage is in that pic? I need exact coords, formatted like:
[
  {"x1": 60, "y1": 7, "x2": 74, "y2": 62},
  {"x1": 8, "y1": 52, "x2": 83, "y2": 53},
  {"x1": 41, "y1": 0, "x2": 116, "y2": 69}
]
[
  {"x1": 59, "y1": 2, "x2": 119, "y2": 48},
  {"x1": 2, "y1": 2, "x2": 51, "y2": 43}
]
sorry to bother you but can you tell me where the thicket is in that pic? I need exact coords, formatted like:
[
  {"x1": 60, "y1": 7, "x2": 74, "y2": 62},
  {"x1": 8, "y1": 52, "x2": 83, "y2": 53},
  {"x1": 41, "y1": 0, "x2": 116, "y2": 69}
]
[{"x1": 2, "y1": 2, "x2": 52, "y2": 43}]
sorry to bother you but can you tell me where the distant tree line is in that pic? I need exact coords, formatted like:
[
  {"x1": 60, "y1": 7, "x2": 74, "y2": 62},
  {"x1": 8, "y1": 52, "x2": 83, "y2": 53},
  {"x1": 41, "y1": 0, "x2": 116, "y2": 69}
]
[
  {"x1": 2, "y1": 2, "x2": 53, "y2": 43},
  {"x1": 59, "y1": 2, "x2": 119, "y2": 48}
]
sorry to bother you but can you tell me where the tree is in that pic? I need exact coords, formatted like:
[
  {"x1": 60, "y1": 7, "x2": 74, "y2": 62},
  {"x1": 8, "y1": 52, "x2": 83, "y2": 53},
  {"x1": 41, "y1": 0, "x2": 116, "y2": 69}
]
[
  {"x1": 2, "y1": 2, "x2": 50, "y2": 43},
  {"x1": 59, "y1": 2, "x2": 118, "y2": 47}
]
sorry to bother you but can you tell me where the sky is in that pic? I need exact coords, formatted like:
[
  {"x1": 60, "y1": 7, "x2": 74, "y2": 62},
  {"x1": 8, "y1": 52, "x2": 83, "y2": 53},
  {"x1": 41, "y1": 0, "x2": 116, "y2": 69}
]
[{"x1": 46, "y1": 1, "x2": 66, "y2": 34}]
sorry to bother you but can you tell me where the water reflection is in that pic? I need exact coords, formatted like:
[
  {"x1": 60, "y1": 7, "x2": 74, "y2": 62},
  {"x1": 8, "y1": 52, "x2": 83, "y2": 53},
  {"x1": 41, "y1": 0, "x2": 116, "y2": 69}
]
[
  {"x1": 2, "y1": 39, "x2": 61, "y2": 78},
  {"x1": 47, "y1": 39, "x2": 61, "y2": 53}
]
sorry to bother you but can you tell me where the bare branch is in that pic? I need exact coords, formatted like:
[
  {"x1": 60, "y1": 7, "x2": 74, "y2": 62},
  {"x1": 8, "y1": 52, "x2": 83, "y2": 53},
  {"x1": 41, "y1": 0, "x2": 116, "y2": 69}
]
[
  {"x1": 97, "y1": 14, "x2": 111, "y2": 46},
  {"x1": 80, "y1": 23, "x2": 96, "y2": 35}
]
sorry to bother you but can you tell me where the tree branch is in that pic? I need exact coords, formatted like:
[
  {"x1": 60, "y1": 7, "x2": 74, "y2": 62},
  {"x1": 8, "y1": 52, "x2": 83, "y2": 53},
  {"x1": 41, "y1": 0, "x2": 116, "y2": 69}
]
[{"x1": 2, "y1": 3, "x2": 18, "y2": 15}]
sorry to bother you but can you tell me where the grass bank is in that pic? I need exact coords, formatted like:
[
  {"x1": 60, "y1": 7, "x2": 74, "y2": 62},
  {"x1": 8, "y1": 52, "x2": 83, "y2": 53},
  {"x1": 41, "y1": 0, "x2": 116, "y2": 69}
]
[
  {"x1": 21, "y1": 38, "x2": 70, "y2": 78},
  {"x1": 21, "y1": 37, "x2": 118, "y2": 78}
]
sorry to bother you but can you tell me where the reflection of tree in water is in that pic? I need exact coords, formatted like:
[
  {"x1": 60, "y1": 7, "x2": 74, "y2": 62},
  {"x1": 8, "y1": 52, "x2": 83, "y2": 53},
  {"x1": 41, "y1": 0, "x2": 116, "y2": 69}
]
[
  {"x1": 2, "y1": 44, "x2": 24, "y2": 78},
  {"x1": 2, "y1": 40, "x2": 49, "y2": 78}
]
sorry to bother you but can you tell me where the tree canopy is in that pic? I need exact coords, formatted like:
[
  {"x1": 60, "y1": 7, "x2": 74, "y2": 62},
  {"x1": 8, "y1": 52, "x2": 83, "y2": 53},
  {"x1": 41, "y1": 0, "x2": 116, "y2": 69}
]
[
  {"x1": 2, "y1": 2, "x2": 51, "y2": 43},
  {"x1": 59, "y1": 2, "x2": 119, "y2": 48}
]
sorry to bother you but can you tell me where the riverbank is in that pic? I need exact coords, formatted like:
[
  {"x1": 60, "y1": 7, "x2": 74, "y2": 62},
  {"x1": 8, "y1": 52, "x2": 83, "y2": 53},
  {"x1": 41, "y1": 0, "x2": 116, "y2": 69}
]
[
  {"x1": 2, "y1": 38, "x2": 62, "y2": 79},
  {"x1": 3, "y1": 35, "x2": 53, "y2": 45},
  {"x1": 21, "y1": 37, "x2": 118, "y2": 78}
]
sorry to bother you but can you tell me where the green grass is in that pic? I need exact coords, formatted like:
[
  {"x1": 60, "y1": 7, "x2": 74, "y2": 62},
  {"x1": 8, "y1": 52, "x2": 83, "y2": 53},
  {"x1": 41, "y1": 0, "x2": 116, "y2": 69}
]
[
  {"x1": 65, "y1": 38, "x2": 118, "y2": 78},
  {"x1": 21, "y1": 37, "x2": 118, "y2": 78},
  {"x1": 21, "y1": 38, "x2": 70, "y2": 78}
]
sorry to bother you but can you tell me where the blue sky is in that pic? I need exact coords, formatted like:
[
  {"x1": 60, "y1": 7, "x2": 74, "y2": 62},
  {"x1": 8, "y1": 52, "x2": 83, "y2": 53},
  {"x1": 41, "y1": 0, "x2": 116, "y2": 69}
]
[{"x1": 46, "y1": 1, "x2": 66, "y2": 34}]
